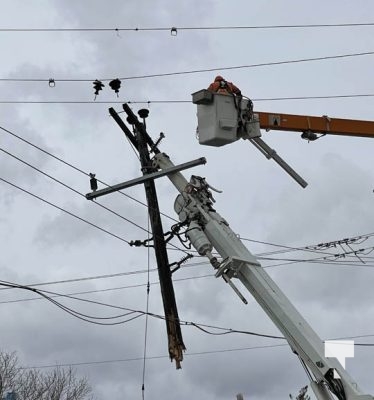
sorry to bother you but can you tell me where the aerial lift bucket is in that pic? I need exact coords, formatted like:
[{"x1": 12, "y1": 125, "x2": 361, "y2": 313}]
[{"x1": 192, "y1": 89, "x2": 308, "y2": 188}]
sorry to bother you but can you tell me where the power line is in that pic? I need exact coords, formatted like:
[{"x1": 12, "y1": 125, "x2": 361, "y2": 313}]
[
  {"x1": 0, "y1": 268, "x2": 155, "y2": 291},
  {"x1": 258, "y1": 241, "x2": 374, "y2": 268},
  {"x1": 117, "y1": 51, "x2": 374, "y2": 80},
  {"x1": 2, "y1": 276, "x2": 371, "y2": 344},
  {"x1": 22, "y1": 344, "x2": 289, "y2": 370},
  {"x1": 0, "y1": 260, "x2": 210, "y2": 292},
  {"x1": 1, "y1": 235, "x2": 373, "y2": 301},
  {"x1": 0, "y1": 274, "x2": 213, "y2": 306},
  {"x1": 2, "y1": 93, "x2": 374, "y2": 105},
  {"x1": 2, "y1": 122, "x2": 374, "y2": 260},
  {"x1": 0, "y1": 232, "x2": 372, "y2": 297},
  {"x1": 257, "y1": 243, "x2": 374, "y2": 262},
  {"x1": 0, "y1": 176, "x2": 131, "y2": 244},
  {"x1": 0, "y1": 146, "x2": 149, "y2": 234},
  {"x1": 263, "y1": 257, "x2": 374, "y2": 267},
  {"x1": 21, "y1": 335, "x2": 374, "y2": 370},
  {"x1": 3, "y1": 117, "x2": 374, "y2": 266},
  {"x1": 0, "y1": 125, "x2": 189, "y2": 254},
  {"x1": 22, "y1": 343, "x2": 289, "y2": 369},
  {"x1": 0, "y1": 245, "x2": 368, "y2": 294},
  {"x1": 0, "y1": 279, "x2": 145, "y2": 326},
  {"x1": 250, "y1": 232, "x2": 374, "y2": 265},
  {"x1": 2, "y1": 22, "x2": 374, "y2": 33},
  {"x1": 4, "y1": 253, "x2": 374, "y2": 307},
  {"x1": 259, "y1": 241, "x2": 374, "y2": 268},
  {"x1": 4, "y1": 230, "x2": 373, "y2": 290},
  {"x1": 253, "y1": 93, "x2": 374, "y2": 102},
  {"x1": 241, "y1": 236, "x2": 337, "y2": 257},
  {"x1": 262, "y1": 236, "x2": 374, "y2": 266},
  {"x1": 0, "y1": 226, "x2": 372, "y2": 301},
  {"x1": 0, "y1": 125, "x2": 178, "y2": 224},
  {"x1": 3, "y1": 254, "x2": 374, "y2": 307},
  {"x1": 1, "y1": 50, "x2": 373, "y2": 82},
  {"x1": 0, "y1": 279, "x2": 286, "y2": 340},
  {"x1": 3, "y1": 276, "x2": 374, "y2": 366}
]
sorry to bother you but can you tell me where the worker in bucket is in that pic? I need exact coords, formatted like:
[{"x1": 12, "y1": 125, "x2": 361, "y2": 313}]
[{"x1": 208, "y1": 75, "x2": 242, "y2": 95}]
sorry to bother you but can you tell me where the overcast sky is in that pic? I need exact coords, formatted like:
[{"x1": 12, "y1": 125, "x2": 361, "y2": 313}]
[{"x1": 1, "y1": 1, "x2": 374, "y2": 399}]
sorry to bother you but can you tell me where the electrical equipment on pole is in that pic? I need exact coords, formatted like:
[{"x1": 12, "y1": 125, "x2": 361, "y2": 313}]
[
  {"x1": 87, "y1": 84, "x2": 374, "y2": 396},
  {"x1": 152, "y1": 147, "x2": 372, "y2": 400}
]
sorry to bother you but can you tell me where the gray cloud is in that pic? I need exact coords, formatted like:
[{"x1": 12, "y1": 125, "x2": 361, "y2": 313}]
[{"x1": 1, "y1": 1, "x2": 374, "y2": 400}]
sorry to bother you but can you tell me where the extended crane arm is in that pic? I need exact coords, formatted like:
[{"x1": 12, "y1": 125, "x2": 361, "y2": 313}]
[
  {"x1": 257, "y1": 111, "x2": 374, "y2": 139},
  {"x1": 152, "y1": 150, "x2": 373, "y2": 400},
  {"x1": 192, "y1": 89, "x2": 374, "y2": 187}
]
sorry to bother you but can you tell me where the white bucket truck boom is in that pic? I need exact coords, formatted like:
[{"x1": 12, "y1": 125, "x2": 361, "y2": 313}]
[{"x1": 149, "y1": 88, "x2": 374, "y2": 399}]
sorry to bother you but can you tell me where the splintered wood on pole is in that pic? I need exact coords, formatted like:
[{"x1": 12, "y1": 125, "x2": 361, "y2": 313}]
[
  {"x1": 136, "y1": 128, "x2": 186, "y2": 368},
  {"x1": 112, "y1": 105, "x2": 186, "y2": 368}
]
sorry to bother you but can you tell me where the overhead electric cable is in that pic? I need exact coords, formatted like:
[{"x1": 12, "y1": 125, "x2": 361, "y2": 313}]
[
  {"x1": 244, "y1": 232, "x2": 374, "y2": 258},
  {"x1": 242, "y1": 236, "x2": 337, "y2": 257},
  {"x1": 0, "y1": 176, "x2": 131, "y2": 244},
  {"x1": 3, "y1": 124, "x2": 374, "y2": 259},
  {"x1": 0, "y1": 260, "x2": 210, "y2": 291},
  {"x1": 263, "y1": 258, "x2": 374, "y2": 269},
  {"x1": 3, "y1": 252, "x2": 374, "y2": 306},
  {"x1": 0, "y1": 50, "x2": 373, "y2": 82},
  {"x1": 3, "y1": 277, "x2": 374, "y2": 367},
  {"x1": 2, "y1": 22, "x2": 374, "y2": 33},
  {"x1": 4, "y1": 253, "x2": 374, "y2": 307},
  {"x1": 22, "y1": 344, "x2": 289, "y2": 370},
  {"x1": 0, "y1": 279, "x2": 286, "y2": 340},
  {"x1": 1, "y1": 234, "x2": 373, "y2": 298},
  {"x1": 2, "y1": 93, "x2": 374, "y2": 105},
  {"x1": 0, "y1": 280, "x2": 144, "y2": 326},
  {"x1": 0, "y1": 269, "x2": 153, "y2": 291},
  {"x1": 0, "y1": 146, "x2": 149, "y2": 233},
  {"x1": 0, "y1": 125, "x2": 178, "y2": 223},
  {"x1": 0, "y1": 125, "x2": 189, "y2": 255},
  {"x1": 1, "y1": 230, "x2": 373, "y2": 295},
  {"x1": 258, "y1": 242, "x2": 374, "y2": 262},
  {"x1": 0, "y1": 274, "x2": 213, "y2": 306},
  {"x1": 7, "y1": 279, "x2": 369, "y2": 344},
  {"x1": 21, "y1": 337, "x2": 374, "y2": 370}
]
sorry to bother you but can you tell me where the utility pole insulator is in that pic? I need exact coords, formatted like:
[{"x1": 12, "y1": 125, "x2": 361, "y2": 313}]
[
  {"x1": 89, "y1": 173, "x2": 98, "y2": 192},
  {"x1": 138, "y1": 109, "x2": 149, "y2": 119}
]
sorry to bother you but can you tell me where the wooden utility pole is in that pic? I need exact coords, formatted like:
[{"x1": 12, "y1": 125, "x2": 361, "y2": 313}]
[
  {"x1": 134, "y1": 109, "x2": 185, "y2": 368},
  {"x1": 105, "y1": 105, "x2": 186, "y2": 368}
]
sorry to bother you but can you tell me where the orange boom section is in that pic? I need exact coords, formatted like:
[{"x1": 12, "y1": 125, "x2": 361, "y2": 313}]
[{"x1": 257, "y1": 111, "x2": 374, "y2": 138}]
